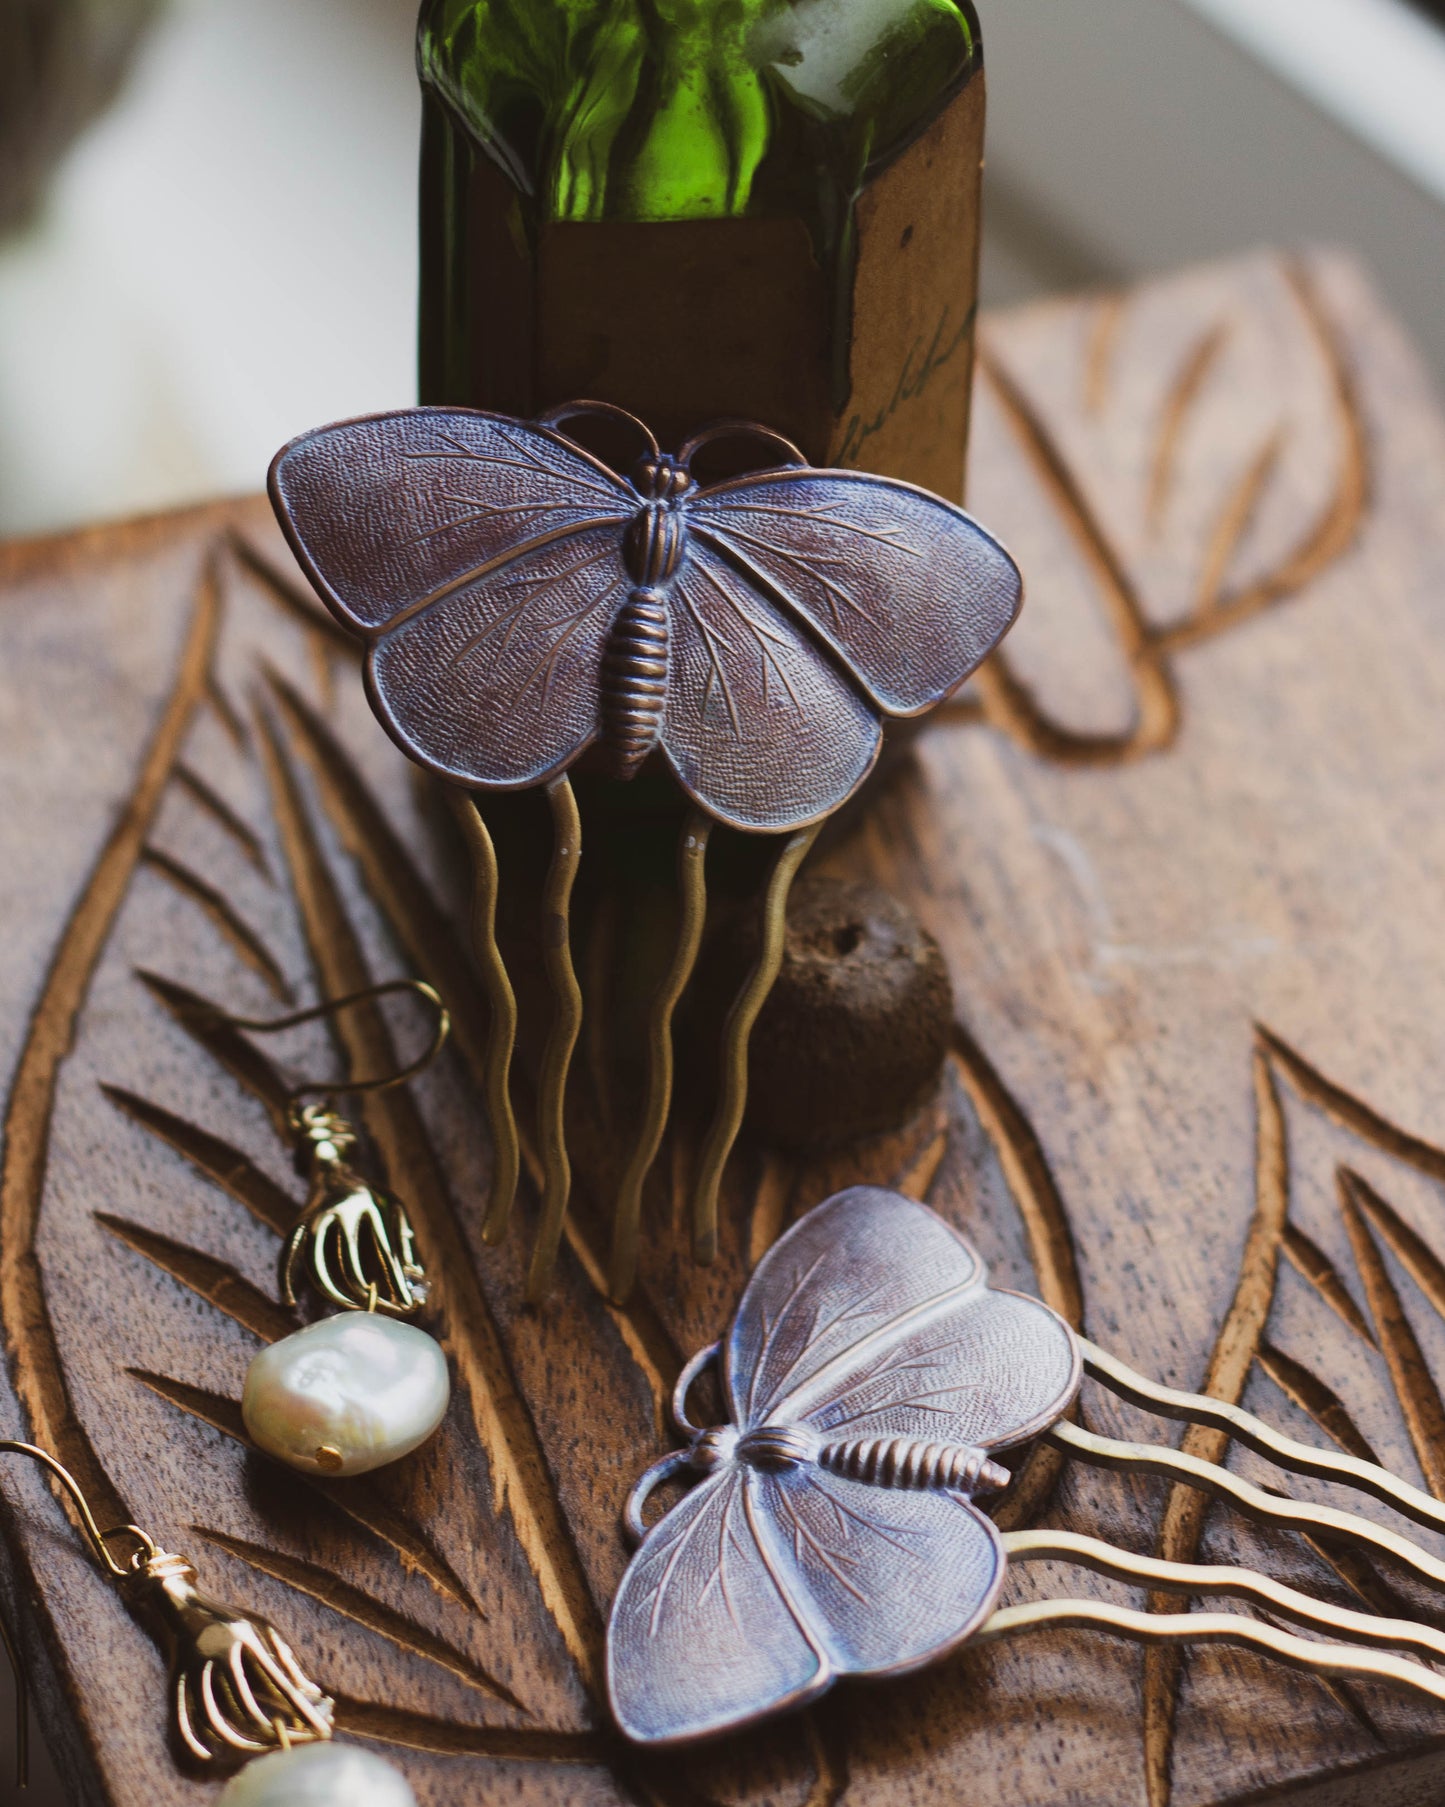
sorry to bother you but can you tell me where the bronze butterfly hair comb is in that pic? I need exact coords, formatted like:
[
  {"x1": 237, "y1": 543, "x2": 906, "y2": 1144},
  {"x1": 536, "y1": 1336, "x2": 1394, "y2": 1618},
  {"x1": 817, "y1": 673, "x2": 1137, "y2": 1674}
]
[
  {"x1": 269, "y1": 404, "x2": 1022, "y2": 1298},
  {"x1": 611, "y1": 1187, "x2": 1445, "y2": 1746}
]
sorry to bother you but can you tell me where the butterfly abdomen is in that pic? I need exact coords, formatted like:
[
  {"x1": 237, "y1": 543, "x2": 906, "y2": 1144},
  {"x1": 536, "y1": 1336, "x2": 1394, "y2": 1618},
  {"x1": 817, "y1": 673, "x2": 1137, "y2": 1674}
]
[
  {"x1": 599, "y1": 495, "x2": 688, "y2": 779},
  {"x1": 600, "y1": 587, "x2": 670, "y2": 779},
  {"x1": 817, "y1": 1437, "x2": 1011, "y2": 1496}
]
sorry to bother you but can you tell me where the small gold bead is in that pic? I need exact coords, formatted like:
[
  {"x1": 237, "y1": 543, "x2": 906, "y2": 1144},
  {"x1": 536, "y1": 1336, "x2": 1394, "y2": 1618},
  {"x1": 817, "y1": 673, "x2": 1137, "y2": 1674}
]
[{"x1": 315, "y1": 1446, "x2": 345, "y2": 1473}]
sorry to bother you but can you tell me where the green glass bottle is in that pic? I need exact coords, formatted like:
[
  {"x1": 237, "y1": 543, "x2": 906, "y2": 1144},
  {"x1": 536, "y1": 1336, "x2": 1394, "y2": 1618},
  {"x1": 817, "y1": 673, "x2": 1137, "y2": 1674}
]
[{"x1": 418, "y1": 0, "x2": 985, "y2": 498}]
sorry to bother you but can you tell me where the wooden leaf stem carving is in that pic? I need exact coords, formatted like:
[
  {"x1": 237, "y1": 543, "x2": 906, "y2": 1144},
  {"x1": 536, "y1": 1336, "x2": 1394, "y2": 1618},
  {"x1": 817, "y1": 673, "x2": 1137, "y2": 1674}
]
[
  {"x1": 3, "y1": 250, "x2": 1445, "y2": 1807},
  {"x1": 1142, "y1": 1031, "x2": 1445, "y2": 1807},
  {"x1": 947, "y1": 257, "x2": 1370, "y2": 764}
]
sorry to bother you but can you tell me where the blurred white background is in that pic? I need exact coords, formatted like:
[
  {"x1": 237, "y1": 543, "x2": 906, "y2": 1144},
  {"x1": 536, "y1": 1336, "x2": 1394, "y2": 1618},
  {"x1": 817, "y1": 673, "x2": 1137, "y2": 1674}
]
[{"x1": 1, "y1": 0, "x2": 1445, "y2": 541}]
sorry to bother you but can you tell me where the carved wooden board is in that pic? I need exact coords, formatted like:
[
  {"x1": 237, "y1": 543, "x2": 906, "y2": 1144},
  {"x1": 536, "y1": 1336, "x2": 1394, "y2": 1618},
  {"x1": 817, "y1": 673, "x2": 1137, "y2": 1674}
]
[{"x1": 5, "y1": 250, "x2": 1445, "y2": 1807}]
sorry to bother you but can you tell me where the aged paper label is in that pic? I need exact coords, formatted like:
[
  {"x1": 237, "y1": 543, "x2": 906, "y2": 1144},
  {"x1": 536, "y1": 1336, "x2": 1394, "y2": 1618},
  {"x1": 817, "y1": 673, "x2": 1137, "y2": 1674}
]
[
  {"x1": 533, "y1": 74, "x2": 984, "y2": 489},
  {"x1": 829, "y1": 75, "x2": 986, "y2": 500}
]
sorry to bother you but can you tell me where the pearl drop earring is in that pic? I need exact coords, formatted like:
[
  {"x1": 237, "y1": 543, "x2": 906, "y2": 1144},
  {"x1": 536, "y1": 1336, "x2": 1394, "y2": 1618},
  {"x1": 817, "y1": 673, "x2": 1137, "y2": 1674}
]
[
  {"x1": 212, "y1": 981, "x2": 453, "y2": 1479},
  {"x1": 0, "y1": 1440, "x2": 415, "y2": 1804}
]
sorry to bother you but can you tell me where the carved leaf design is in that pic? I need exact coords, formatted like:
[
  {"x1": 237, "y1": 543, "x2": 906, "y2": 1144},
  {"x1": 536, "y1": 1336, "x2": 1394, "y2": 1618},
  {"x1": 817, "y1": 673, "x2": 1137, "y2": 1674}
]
[
  {"x1": 1142, "y1": 1030, "x2": 1445, "y2": 1807},
  {"x1": 0, "y1": 251, "x2": 1428, "y2": 1807},
  {"x1": 949, "y1": 257, "x2": 1369, "y2": 764}
]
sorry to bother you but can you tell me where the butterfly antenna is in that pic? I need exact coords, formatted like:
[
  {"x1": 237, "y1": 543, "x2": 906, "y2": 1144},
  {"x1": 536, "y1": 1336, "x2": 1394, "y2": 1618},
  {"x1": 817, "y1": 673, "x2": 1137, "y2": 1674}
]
[
  {"x1": 451, "y1": 791, "x2": 520, "y2": 1246},
  {"x1": 608, "y1": 811, "x2": 712, "y2": 1302},
  {"x1": 525, "y1": 776, "x2": 584, "y2": 1300},
  {"x1": 691, "y1": 822, "x2": 820, "y2": 1265}
]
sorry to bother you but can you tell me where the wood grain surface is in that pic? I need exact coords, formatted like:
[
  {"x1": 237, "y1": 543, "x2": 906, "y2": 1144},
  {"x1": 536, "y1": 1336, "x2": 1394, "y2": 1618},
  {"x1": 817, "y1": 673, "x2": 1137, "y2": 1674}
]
[{"x1": 5, "y1": 250, "x2": 1445, "y2": 1806}]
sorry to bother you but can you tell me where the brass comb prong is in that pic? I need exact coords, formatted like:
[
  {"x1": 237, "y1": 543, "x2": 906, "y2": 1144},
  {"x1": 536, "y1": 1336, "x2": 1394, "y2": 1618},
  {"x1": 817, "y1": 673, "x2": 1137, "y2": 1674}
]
[
  {"x1": 1079, "y1": 1336, "x2": 1445, "y2": 1536},
  {"x1": 451, "y1": 788, "x2": 520, "y2": 1247},
  {"x1": 977, "y1": 1596, "x2": 1445, "y2": 1709},
  {"x1": 988, "y1": 1332, "x2": 1445, "y2": 1715},
  {"x1": 525, "y1": 775, "x2": 584, "y2": 1302},
  {"x1": 1046, "y1": 1419, "x2": 1445, "y2": 1599},
  {"x1": 692, "y1": 821, "x2": 819, "y2": 1266},
  {"x1": 1002, "y1": 1527, "x2": 1445, "y2": 1666},
  {"x1": 609, "y1": 809, "x2": 712, "y2": 1303}
]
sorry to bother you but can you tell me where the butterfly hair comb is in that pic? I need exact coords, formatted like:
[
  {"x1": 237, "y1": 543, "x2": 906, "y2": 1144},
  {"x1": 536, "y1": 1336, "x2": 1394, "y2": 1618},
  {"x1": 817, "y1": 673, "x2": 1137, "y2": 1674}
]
[
  {"x1": 269, "y1": 404, "x2": 1022, "y2": 1299},
  {"x1": 610, "y1": 1186, "x2": 1445, "y2": 1745}
]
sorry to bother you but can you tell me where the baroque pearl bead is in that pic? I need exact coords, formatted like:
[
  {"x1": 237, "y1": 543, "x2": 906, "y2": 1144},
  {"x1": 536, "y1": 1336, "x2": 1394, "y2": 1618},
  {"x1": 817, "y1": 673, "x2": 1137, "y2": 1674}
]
[
  {"x1": 243, "y1": 1313, "x2": 449, "y2": 1477},
  {"x1": 218, "y1": 1742, "x2": 416, "y2": 1805}
]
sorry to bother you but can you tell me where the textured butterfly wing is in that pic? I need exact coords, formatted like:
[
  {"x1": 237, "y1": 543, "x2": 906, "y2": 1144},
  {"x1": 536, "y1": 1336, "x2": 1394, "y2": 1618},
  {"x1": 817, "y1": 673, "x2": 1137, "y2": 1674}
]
[
  {"x1": 364, "y1": 524, "x2": 631, "y2": 787},
  {"x1": 269, "y1": 410, "x2": 633, "y2": 788},
  {"x1": 607, "y1": 1466, "x2": 827, "y2": 1745},
  {"x1": 726, "y1": 1187, "x2": 1080, "y2": 1444},
  {"x1": 662, "y1": 547, "x2": 883, "y2": 831},
  {"x1": 610, "y1": 1190, "x2": 1076, "y2": 1745},
  {"x1": 609, "y1": 1462, "x2": 1005, "y2": 1745},
  {"x1": 270, "y1": 409, "x2": 632, "y2": 631},
  {"x1": 750, "y1": 1467, "x2": 1005, "y2": 1680},
  {"x1": 688, "y1": 469, "x2": 1023, "y2": 717}
]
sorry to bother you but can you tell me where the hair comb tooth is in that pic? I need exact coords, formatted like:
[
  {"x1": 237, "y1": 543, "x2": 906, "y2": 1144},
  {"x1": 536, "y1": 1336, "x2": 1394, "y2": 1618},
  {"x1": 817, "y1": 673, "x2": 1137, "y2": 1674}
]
[
  {"x1": 691, "y1": 822, "x2": 820, "y2": 1267},
  {"x1": 609, "y1": 808, "x2": 711, "y2": 1302},
  {"x1": 977, "y1": 1595, "x2": 1445, "y2": 1711},
  {"x1": 975, "y1": 1330, "x2": 1445, "y2": 1710},
  {"x1": 999, "y1": 1526, "x2": 1445, "y2": 1668},
  {"x1": 525, "y1": 776, "x2": 585, "y2": 1302},
  {"x1": 1079, "y1": 1336, "x2": 1445, "y2": 1535},
  {"x1": 451, "y1": 789, "x2": 520, "y2": 1248}
]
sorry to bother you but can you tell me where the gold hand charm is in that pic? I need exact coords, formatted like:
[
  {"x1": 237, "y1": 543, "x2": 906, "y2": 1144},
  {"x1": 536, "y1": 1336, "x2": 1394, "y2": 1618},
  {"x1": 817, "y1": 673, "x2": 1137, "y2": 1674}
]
[{"x1": 281, "y1": 1104, "x2": 426, "y2": 1318}]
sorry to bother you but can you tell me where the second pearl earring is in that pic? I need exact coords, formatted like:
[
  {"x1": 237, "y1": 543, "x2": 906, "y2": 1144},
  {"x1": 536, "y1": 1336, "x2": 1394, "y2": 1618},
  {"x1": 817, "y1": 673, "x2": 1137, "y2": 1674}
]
[{"x1": 208, "y1": 981, "x2": 453, "y2": 1479}]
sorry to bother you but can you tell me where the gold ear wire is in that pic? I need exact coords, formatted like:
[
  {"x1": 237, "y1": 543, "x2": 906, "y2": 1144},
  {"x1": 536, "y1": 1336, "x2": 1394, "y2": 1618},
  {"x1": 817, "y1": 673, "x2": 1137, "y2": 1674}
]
[
  {"x1": 0, "y1": 1441, "x2": 162, "y2": 1790},
  {"x1": 210, "y1": 979, "x2": 451, "y2": 1112},
  {"x1": 0, "y1": 1441, "x2": 155, "y2": 1580},
  {"x1": 0, "y1": 1441, "x2": 333, "y2": 1774}
]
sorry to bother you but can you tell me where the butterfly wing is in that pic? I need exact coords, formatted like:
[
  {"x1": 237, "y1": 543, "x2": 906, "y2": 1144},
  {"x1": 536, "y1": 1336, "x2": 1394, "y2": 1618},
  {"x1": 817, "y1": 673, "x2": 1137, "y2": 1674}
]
[
  {"x1": 687, "y1": 469, "x2": 1022, "y2": 718},
  {"x1": 726, "y1": 1188, "x2": 1080, "y2": 1448},
  {"x1": 364, "y1": 523, "x2": 629, "y2": 787},
  {"x1": 269, "y1": 409, "x2": 632, "y2": 634},
  {"x1": 750, "y1": 1467, "x2": 1005, "y2": 1680},
  {"x1": 662, "y1": 546, "x2": 883, "y2": 831},
  {"x1": 607, "y1": 1467, "x2": 827, "y2": 1746},
  {"x1": 725, "y1": 1186, "x2": 983, "y2": 1430},
  {"x1": 269, "y1": 410, "x2": 633, "y2": 788}
]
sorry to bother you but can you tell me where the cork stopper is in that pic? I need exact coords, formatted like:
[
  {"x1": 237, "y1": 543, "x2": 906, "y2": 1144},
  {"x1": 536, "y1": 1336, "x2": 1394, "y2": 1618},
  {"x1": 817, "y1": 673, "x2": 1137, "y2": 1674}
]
[{"x1": 737, "y1": 876, "x2": 953, "y2": 1153}]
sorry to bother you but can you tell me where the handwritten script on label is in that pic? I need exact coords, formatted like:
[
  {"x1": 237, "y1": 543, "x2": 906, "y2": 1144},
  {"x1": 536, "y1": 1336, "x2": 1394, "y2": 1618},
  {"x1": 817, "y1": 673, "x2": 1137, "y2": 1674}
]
[{"x1": 835, "y1": 302, "x2": 978, "y2": 470}]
